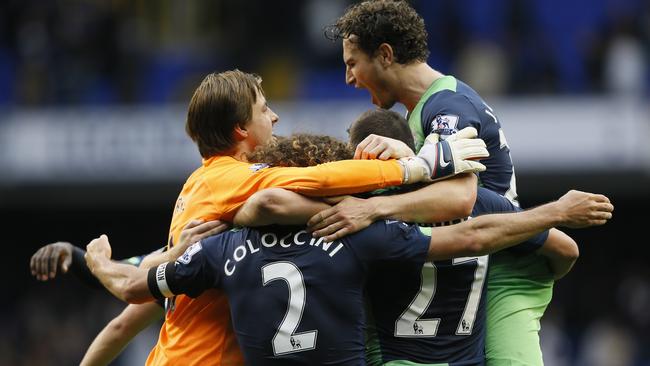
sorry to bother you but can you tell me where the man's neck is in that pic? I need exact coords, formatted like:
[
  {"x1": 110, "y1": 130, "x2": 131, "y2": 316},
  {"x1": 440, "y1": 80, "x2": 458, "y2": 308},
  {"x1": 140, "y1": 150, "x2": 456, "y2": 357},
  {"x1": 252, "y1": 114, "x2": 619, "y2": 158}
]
[
  {"x1": 232, "y1": 151, "x2": 249, "y2": 162},
  {"x1": 395, "y1": 63, "x2": 445, "y2": 112},
  {"x1": 222, "y1": 143, "x2": 251, "y2": 162}
]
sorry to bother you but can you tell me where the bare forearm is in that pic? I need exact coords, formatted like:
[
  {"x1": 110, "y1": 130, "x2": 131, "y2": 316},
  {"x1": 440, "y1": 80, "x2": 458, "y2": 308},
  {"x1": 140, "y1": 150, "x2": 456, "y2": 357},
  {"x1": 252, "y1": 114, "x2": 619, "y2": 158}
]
[
  {"x1": 81, "y1": 303, "x2": 163, "y2": 366},
  {"x1": 371, "y1": 174, "x2": 477, "y2": 223},
  {"x1": 91, "y1": 259, "x2": 151, "y2": 303},
  {"x1": 81, "y1": 318, "x2": 136, "y2": 366},
  {"x1": 81, "y1": 327, "x2": 129, "y2": 366},
  {"x1": 427, "y1": 202, "x2": 563, "y2": 261},
  {"x1": 468, "y1": 202, "x2": 563, "y2": 252},
  {"x1": 234, "y1": 188, "x2": 331, "y2": 226}
]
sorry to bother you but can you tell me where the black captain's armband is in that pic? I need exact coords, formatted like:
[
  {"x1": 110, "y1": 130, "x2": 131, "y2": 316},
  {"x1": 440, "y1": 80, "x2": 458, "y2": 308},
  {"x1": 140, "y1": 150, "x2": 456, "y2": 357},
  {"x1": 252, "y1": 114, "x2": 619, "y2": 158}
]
[{"x1": 147, "y1": 262, "x2": 176, "y2": 301}]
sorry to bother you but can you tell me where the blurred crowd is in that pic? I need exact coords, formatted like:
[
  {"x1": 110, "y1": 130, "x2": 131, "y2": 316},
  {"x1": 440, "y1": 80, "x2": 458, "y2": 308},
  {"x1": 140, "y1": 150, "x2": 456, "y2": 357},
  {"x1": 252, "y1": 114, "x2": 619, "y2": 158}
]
[{"x1": 0, "y1": 0, "x2": 648, "y2": 106}]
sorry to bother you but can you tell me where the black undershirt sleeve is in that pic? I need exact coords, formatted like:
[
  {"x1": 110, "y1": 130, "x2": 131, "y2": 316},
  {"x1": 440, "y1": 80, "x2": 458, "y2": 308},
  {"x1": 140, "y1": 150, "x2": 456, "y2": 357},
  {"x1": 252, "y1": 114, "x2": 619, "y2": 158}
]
[{"x1": 70, "y1": 246, "x2": 104, "y2": 289}]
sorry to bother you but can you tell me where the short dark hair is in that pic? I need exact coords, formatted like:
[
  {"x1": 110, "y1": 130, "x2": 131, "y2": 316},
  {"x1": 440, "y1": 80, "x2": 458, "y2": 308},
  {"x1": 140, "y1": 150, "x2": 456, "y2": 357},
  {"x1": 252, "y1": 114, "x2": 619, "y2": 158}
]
[
  {"x1": 247, "y1": 134, "x2": 353, "y2": 167},
  {"x1": 185, "y1": 70, "x2": 263, "y2": 159},
  {"x1": 349, "y1": 109, "x2": 416, "y2": 151},
  {"x1": 326, "y1": 0, "x2": 429, "y2": 64}
]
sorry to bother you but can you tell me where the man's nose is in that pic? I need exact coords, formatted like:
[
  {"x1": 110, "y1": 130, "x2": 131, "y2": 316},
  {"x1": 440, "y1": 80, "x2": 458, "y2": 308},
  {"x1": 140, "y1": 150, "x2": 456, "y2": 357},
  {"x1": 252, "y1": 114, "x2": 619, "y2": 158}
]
[
  {"x1": 270, "y1": 109, "x2": 279, "y2": 124},
  {"x1": 346, "y1": 69, "x2": 355, "y2": 86}
]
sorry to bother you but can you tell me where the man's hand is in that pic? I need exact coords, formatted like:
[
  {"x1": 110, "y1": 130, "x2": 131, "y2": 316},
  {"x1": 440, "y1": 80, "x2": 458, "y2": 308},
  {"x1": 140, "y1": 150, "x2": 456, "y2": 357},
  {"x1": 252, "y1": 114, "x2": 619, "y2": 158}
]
[
  {"x1": 178, "y1": 219, "x2": 229, "y2": 251},
  {"x1": 30, "y1": 242, "x2": 74, "y2": 281},
  {"x1": 555, "y1": 190, "x2": 614, "y2": 228},
  {"x1": 307, "y1": 196, "x2": 378, "y2": 242},
  {"x1": 169, "y1": 219, "x2": 230, "y2": 260},
  {"x1": 85, "y1": 235, "x2": 113, "y2": 273},
  {"x1": 84, "y1": 235, "x2": 153, "y2": 304},
  {"x1": 138, "y1": 219, "x2": 229, "y2": 269},
  {"x1": 401, "y1": 127, "x2": 488, "y2": 183},
  {"x1": 354, "y1": 134, "x2": 415, "y2": 160}
]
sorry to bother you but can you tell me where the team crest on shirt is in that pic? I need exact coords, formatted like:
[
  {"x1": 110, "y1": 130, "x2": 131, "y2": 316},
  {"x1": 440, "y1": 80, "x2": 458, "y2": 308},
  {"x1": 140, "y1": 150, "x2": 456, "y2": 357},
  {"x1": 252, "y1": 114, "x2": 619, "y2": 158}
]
[
  {"x1": 430, "y1": 114, "x2": 459, "y2": 137},
  {"x1": 174, "y1": 196, "x2": 186, "y2": 215},
  {"x1": 249, "y1": 163, "x2": 270, "y2": 172},
  {"x1": 176, "y1": 242, "x2": 203, "y2": 265}
]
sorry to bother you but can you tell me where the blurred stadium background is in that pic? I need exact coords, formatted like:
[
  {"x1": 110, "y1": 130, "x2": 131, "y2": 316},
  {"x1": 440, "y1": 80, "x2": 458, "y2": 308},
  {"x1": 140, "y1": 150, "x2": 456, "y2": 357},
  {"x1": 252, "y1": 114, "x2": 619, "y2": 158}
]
[{"x1": 1, "y1": 0, "x2": 649, "y2": 365}]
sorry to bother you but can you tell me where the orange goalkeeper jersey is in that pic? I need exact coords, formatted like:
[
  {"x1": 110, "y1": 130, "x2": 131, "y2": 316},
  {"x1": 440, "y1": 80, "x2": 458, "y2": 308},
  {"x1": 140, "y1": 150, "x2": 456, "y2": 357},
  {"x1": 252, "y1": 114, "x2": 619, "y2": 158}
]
[{"x1": 145, "y1": 155, "x2": 403, "y2": 365}]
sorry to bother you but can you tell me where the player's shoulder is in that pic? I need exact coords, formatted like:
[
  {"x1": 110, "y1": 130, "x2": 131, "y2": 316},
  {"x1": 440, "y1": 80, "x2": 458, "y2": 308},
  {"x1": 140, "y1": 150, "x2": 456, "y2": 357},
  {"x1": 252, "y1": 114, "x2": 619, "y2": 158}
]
[
  {"x1": 369, "y1": 219, "x2": 414, "y2": 232},
  {"x1": 174, "y1": 229, "x2": 254, "y2": 276},
  {"x1": 422, "y1": 88, "x2": 467, "y2": 109},
  {"x1": 344, "y1": 220, "x2": 429, "y2": 262},
  {"x1": 425, "y1": 75, "x2": 487, "y2": 108},
  {"x1": 185, "y1": 156, "x2": 236, "y2": 182},
  {"x1": 454, "y1": 78, "x2": 483, "y2": 98},
  {"x1": 421, "y1": 88, "x2": 482, "y2": 127},
  {"x1": 176, "y1": 162, "x2": 208, "y2": 198},
  {"x1": 348, "y1": 220, "x2": 420, "y2": 243},
  {"x1": 189, "y1": 228, "x2": 247, "y2": 261},
  {"x1": 202, "y1": 227, "x2": 250, "y2": 246},
  {"x1": 201, "y1": 156, "x2": 260, "y2": 178}
]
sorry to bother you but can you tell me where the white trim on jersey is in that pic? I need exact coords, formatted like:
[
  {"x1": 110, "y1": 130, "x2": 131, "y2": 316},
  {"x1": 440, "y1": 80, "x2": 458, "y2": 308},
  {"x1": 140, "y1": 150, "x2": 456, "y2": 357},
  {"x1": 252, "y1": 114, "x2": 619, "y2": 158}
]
[{"x1": 155, "y1": 262, "x2": 174, "y2": 298}]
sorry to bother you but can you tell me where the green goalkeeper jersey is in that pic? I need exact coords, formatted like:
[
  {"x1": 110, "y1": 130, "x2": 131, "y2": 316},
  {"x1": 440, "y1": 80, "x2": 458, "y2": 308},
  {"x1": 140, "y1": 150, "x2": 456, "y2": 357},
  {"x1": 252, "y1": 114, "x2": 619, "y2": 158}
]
[{"x1": 485, "y1": 251, "x2": 555, "y2": 366}]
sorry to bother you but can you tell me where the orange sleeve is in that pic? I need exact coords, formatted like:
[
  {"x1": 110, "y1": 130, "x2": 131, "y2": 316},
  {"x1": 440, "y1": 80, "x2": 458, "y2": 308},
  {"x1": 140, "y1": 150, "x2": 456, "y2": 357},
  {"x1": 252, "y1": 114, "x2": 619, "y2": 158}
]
[
  {"x1": 211, "y1": 159, "x2": 404, "y2": 221},
  {"x1": 254, "y1": 159, "x2": 404, "y2": 194}
]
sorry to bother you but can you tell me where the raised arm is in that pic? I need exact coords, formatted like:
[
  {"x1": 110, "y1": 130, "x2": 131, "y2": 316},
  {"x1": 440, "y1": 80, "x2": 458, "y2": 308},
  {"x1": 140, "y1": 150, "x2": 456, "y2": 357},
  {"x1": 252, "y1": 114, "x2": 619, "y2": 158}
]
[
  {"x1": 251, "y1": 127, "x2": 485, "y2": 196},
  {"x1": 536, "y1": 229, "x2": 579, "y2": 280},
  {"x1": 80, "y1": 303, "x2": 163, "y2": 366},
  {"x1": 30, "y1": 242, "x2": 96, "y2": 284},
  {"x1": 424, "y1": 190, "x2": 613, "y2": 261},
  {"x1": 217, "y1": 131, "x2": 487, "y2": 221},
  {"x1": 85, "y1": 235, "x2": 153, "y2": 304},
  {"x1": 30, "y1": 241, "x2": 158, "y2": 290}
]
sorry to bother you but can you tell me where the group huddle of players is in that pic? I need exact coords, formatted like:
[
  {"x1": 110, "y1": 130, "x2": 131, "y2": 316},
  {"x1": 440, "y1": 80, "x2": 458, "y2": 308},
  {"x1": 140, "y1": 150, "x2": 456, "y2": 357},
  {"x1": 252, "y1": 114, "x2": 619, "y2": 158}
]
[{"x1": 29, "y1": 1, "x2": 614, "y2": 365}]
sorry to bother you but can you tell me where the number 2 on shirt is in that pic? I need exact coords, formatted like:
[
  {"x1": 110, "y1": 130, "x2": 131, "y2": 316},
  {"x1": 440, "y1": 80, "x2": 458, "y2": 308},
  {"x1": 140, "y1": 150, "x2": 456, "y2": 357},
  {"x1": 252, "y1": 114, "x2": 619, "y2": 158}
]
[{"x1": 262, "y1": 261, "x2": 318, "y2": 355}]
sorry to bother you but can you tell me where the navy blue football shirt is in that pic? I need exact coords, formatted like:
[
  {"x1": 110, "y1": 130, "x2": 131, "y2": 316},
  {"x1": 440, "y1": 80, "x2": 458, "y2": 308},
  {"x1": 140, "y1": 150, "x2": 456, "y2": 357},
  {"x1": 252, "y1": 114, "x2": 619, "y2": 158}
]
[
  {"x1": 148, "y1": 221, "x2": 430, "y2": 365},
  {"x1": 408, "y1": 75, "x2": 518, "y2": 204},
  {"x1": 365, "y1": 188, "x2": 549, "y2": 365}
]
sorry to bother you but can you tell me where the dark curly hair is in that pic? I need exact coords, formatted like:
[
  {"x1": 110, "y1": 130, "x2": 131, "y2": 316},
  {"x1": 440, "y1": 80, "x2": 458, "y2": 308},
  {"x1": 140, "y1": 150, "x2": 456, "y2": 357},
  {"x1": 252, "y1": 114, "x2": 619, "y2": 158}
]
[
  {"x1": 247, "y1": 134, "x2": 354, "y2": 167},
  {"x1": 326, "y1": 0, "x2": 429, "y2": 64}
]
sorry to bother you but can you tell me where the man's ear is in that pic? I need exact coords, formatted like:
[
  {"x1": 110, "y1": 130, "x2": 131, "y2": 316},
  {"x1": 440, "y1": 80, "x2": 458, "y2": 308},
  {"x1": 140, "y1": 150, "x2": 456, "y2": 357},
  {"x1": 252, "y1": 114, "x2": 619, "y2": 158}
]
[
  {"x1": 233, "y1": 124, "x2": 248, "y2": 141},
  {"x1": 377, "y1": 43, "x2": 394, "y2": 67}
]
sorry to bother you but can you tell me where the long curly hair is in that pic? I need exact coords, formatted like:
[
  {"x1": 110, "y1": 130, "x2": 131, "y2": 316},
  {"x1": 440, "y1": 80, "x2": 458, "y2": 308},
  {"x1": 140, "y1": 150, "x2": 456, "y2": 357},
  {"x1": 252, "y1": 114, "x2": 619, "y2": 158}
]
[
  {"x1": 325, "y1": 0, "x2": 429, "y2": 64},
  {"x1": 247, "y1": 134, "x2": 353, "y2": 167}
]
